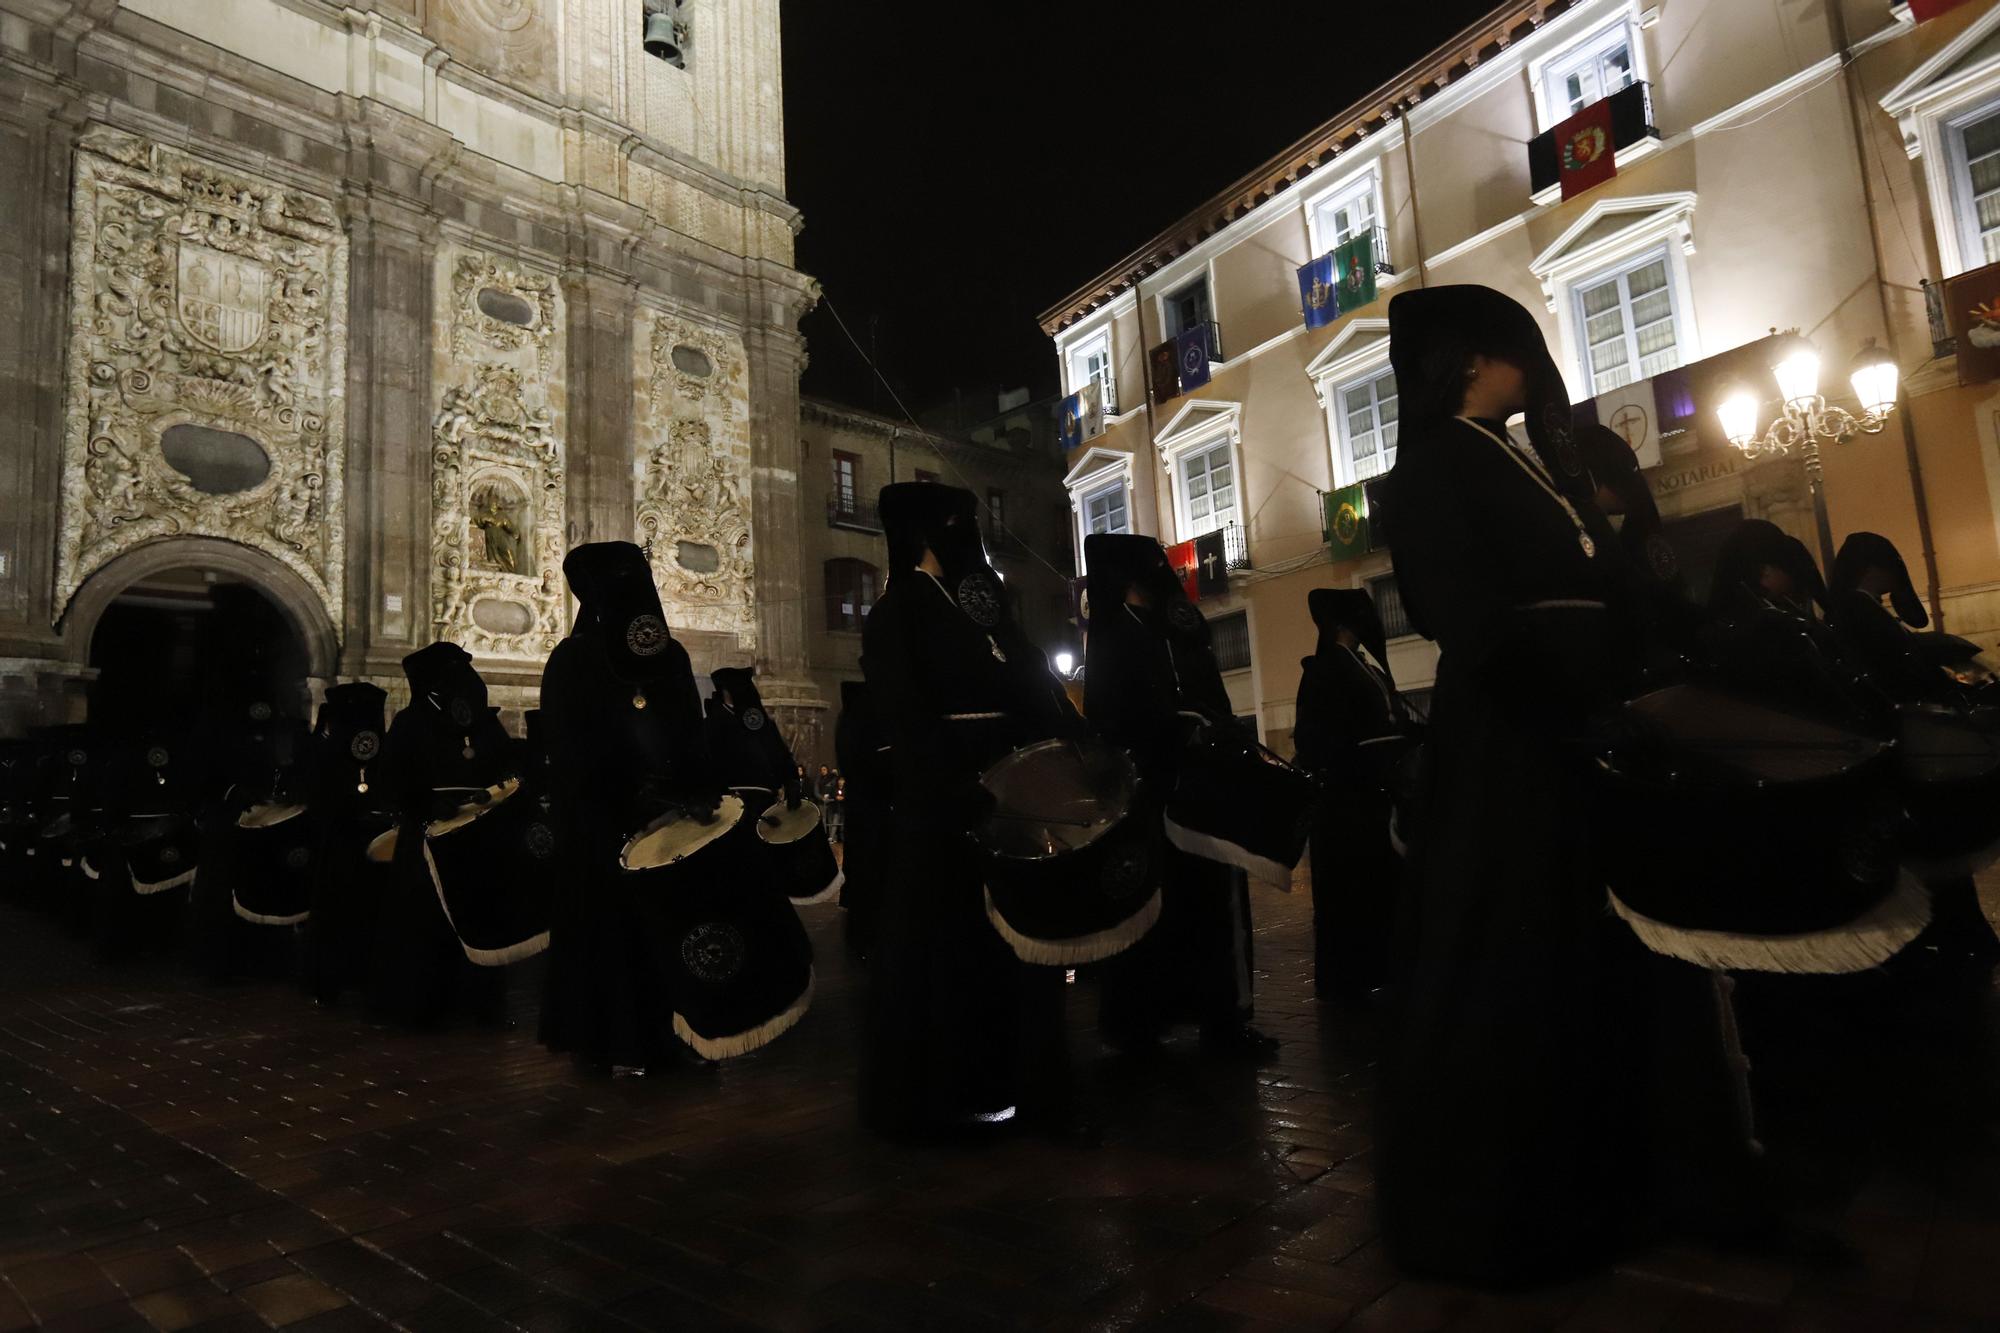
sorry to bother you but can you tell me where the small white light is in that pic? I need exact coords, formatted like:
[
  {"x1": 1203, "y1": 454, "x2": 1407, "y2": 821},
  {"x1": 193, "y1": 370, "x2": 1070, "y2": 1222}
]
[
  {"x1": 1054, "y1": 651, "x2": 1075, "y2": 678},
  {"x1": 1772, "y1": 336, "x2": 1822, "y2": 408},
  {"x1": 1850, "y1": 339, "x2": 1899, "y2": 416},
  {"x1": 1718, "y1": 389, "x2": 1761, "y2": 449}
]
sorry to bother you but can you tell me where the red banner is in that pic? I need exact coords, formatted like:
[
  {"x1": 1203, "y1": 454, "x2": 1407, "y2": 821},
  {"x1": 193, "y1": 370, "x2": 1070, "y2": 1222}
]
[
  {"x1": 1911, "y1": 0, "x2": 1973, "y2": 21},
  {"x1": 1554, "y1": 97, "x2": 1617, "y2": 201},
  {"x1": 1165, "y1": 539, "x2": 1201, "y2": 602}
]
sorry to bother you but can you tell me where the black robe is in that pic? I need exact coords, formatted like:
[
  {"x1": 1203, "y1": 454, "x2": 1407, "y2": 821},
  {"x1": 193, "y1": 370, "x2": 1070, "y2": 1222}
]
[
  {"x1": 302, "y1": 713, "x2": 396, "y2": 1006},
  {"x1": 1293, "y1": 644, "x2": 1405, "y2": 1001},
  {"x1": 1090, "y1": 602, "x2": 1255, "y2": 1040},
  {"x1": 1378, "y1": 415, "x2": 1638, "y2": 1284},
  {"x1": 858, "y1": 571, "x2": 1074, "y2": 1134},
  {"x1": 834, "y1": 686, "x2": 892, "y2": 957},
  {"x1": 705, "y1": 702, "x2": 798, "y2": 802}
]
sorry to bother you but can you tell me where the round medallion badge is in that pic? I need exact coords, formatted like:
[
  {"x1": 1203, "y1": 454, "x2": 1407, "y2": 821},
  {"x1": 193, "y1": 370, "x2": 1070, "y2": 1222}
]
[
  {"x1": 447, "y1": 698, "x2": 476, "y2": 730},
  {"x1": 1167, "y1": 603, "x2": 1204, "y2": 635},
  {"x1": 350, "y1": 730, "x2": 381, "y2": 762},
  {"x1": 146, "y1": 746, "x2": 170, "y2": 769},
  {"x1": 626, "y1": 614, "x2": 669, "y2": 658},
  {"x1": 742, "y1": 707, "x2": 767, "y2": 732},
  {"x1": 680, "y1": 921, "x2": 747, "y2": 984},
  {"x1": 1646, "y1": 533, "x2": 1679, "y2": 582},
  {"x1": 248, "y1": 702, "x2": 273, "y2": 722},
  {"x1": 956, "y1": 571, "x2": 1003, "y2": 628},
  {"x1": 158, "y1": 846, "x2": 183, "y2": 867},
  {"x1": 65, "y1": 749, "x2": 87, "y2": 768},
  {"x1": 523, "y1": 822, "x2": 555, "y2": 859},
  {"x1": 285, "y1": 845, "x2": 311, "y2": 871}
]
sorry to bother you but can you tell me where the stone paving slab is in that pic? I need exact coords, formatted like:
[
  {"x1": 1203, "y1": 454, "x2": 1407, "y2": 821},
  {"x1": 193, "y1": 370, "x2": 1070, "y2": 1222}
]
[{"x1": 0, "y1": 875, "x2": 1993, "y2": 1330}]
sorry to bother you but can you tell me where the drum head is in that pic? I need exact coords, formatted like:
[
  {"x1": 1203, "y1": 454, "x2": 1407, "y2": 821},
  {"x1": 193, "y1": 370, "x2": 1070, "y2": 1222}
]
[
  {"x1": 1624, "y1": 684, "x2": 1883, "y2": 785},
  {"x1": 365, "y1": 827, "x2": 399, "y2": 863},
  {"x1": 237, "y1": 802, "x2": 307, "y2": 830},
  {"x1": 976, "y1": 738, "x2": 1135, "y2": 861},
  {"x1": 620, "y1": 794, "x2": 746, "y2": 872},
  {"x1": 757, "y1": 798, "x2": 822, "y2": 846},
  {"x1": 427, "y1": 778, "x2": 522, "y2": 838}
]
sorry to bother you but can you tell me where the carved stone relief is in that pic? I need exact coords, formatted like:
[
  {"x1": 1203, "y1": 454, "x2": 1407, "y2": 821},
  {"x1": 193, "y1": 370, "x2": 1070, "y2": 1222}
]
[
  {"x1": 426, "y1": 0, "x2": 554, "y2": 93},
  {"x1": 56, "y1": 127, "x2": 348, "y2": 626},
  {"x1": 634, "y1": 311, "x2": 757, "y2": 646},
  {"x1": 432, "y1": 248, "x2": 567, "y2": 660}
]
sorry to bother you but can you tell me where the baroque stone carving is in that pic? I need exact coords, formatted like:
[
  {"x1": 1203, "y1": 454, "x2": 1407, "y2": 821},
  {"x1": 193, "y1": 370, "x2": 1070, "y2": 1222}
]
[
  {"x1": 56, "y1": 127, "x2": 347, "y2": 624},
  {"x1": 635, "y1": 311, "x2": 757, "y2": 646},
  {"x1": 432, "y1": 247, "x2": 567, "y2": 660}
]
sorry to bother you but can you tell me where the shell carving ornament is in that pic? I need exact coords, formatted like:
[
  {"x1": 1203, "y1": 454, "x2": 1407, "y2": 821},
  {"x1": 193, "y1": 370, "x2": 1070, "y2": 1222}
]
[
  {"x1": 56, "y1": 128, "x2": 347, "y2": 623},
  {"x1": 431, "y1": 248, "x2": 567, "y2": 660},
  {"x1": 634, "y1": 313, "x2": 757, "y2": 645}
]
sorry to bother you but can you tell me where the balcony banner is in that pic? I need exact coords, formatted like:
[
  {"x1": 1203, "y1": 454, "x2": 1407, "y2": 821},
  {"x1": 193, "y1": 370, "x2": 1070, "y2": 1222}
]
[
  {"x1": 1069, "y1": 576, "x2": 1091, "y2": 631},
  {"x1": 1165, "y1": 538, "x2": 1201, "y2": 602},
  {"x1": 1332, "y1": 231, "x2": 1378, "y2": 314},
  {"x1": 1174, "y1": 326, "x2": 1213, "y2": 393},
  {"x1": 1298, "y1": 252, "x2": 1340, "y2": 330},
  {"x1": 1324, "y1": 482, "x2": 1371, "y2": 562},
  {"x1": 1057, "y1": 380, "x2": 1104, "y2": 450},
  {"x1": 1554, "y1": 97, "x2": 1617, "y2": 200},
  {"x1": 1945, "y1": 259, "x2": 2000, "y2": 386},
  {"x1": 1193, "y1": 529, "x2": 1229, "y2": 597},
  {"x1": 1149, "y1": 339, "x2": 1181, "y2": 403},
  {"x1": 1910, "y1": 0, "x2": 1973, "y2": 19}
]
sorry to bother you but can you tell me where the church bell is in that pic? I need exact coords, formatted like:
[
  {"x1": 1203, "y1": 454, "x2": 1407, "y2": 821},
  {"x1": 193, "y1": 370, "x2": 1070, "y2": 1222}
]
[{"x1": 643, "y1": 11, "x2": 685, "y2": 66}]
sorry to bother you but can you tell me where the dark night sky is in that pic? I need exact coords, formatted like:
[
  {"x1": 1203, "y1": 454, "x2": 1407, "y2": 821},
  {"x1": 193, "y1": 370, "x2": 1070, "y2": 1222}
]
[{"x1": 780, "y1": 1, "x2": 1504, "y2": 417}]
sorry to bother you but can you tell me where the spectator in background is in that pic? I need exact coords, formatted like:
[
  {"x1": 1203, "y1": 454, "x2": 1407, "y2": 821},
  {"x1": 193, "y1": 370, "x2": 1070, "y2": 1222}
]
[{"x1": 828, "y1": 777, "x2": 848, "y2": 845}]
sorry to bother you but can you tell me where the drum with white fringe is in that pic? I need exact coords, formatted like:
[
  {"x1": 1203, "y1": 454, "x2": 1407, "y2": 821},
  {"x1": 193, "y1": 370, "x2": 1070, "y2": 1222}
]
[
  {"x1": 1893, "y1": 703, "x2": 2000, "y2": 880},
  {"x1": 658, "y1": 876, "x2": 815, "y2": 1061},
  {"x1": 230, "y1": 801, "x2": 314, "y2": 925},
  {"x1": 619, "y1": 795, "x2": 746, "y2": 878},
  {"x1": 748, "y1": 792, "x2": 844, "y2": 905},
  {"x1": 119, "y1": 812, "x2": 199, "y2": 896},
  {"x1": 974, "y1": 738, "x2": 1159, "y2": 964},
  {"x1": 1164, "y1": 724, "x2": 1315, "y2": 887},
  {"x1": 422, "y1": 779, "x2": 554, "y2": 966}
]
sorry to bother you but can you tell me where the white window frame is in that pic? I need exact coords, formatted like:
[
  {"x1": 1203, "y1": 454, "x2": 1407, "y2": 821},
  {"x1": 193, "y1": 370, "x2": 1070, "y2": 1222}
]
[
  {"x1": 1946, "y1": 97, "x2": 2000, "y2": 275},
  {"x1": 1176, "y1": 438, "x2": 1241, "y2": 540},
  {"x1": 1881, "y1": 7, "x2": 2000, "y2": 278},
  {"x1": 1152, "y1": 398, "x2": 1246, "y2": 546},
  {"x1": 1304, "y1": 162, "x2": 1384, "y2": 260},
  {"x1": 1305, "y1": 317, "x2": 1392, "y2": 491},
  {"x1": 1081, "y1": 482, "x2": 1129, "y2": 538},
  {"x1": 1155, "y1": 271, "x2": 1216, "y2": 343},
  {"x1": 1065, "y1": 327, "x2": 1117, "y2": 414},
  {"x1": 1329, "y1": 365, "x2": 1401, "y2": 489},
  {"x1": 1529, "y1": 12, "x2": 1646, "y2": 132},
  {"x1": 1569, "y1": 246, "x2": 1688, "y2": 397},
  {"x1": 1529, "y1": 192, "x2": 1701, "y2": 402},
  {"x1": 1062, "y1": 446, "x2": 1137, "y2": 572}
]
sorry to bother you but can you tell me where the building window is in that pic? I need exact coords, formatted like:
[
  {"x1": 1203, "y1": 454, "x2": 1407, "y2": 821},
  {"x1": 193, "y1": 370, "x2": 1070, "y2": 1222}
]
[
  {"x1": 1210, "y1": 610, "x2": 1251, "y2": 672},
  {"x1": 1951, "y1": 101, "x2": 2000, "y2": 267},
  {"x1": 824, "y1": 558, "x2": 877, "y2": 632},
  {"x1": 831, "y1": 451, "x2": 859, "y2": 514},
  {"x1": 1367, "y1": 572, "x2": 1414, "y2": 641},
  {"x1": 1542, "y1": 21, "x2": 1636, "y2": 125},
  {"x1": 1180, "y1": 440, "x2": 1238, "y2": 538},
  {"x1": 1066, "y1": 330, "x2": 1118, "y2": 414},
  {"x1": 987, "y1": 488, "x2": 1006, "y2": 531},
  {"x1": 1162, "y1": 276, "x2": 1213, "y2": 339},
  {"x1": 1334, "y1": 366, "x2": 1399, "y2": 484},
  {"x1": 1082, "y1": 482, "x2": 1128, "y2": 537},
  {"x1": 1308, "y1": 175, "x2": 1380, "y2": 258},
  {"x1": 1574, "y1": 249, "x2": 1683, "y2": 395}
]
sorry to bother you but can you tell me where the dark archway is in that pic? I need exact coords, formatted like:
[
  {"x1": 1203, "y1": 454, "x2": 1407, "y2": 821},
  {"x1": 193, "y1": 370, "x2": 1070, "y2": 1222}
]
[{"x1": 86, "y1": 570, "x2": 307, "y2": 735}]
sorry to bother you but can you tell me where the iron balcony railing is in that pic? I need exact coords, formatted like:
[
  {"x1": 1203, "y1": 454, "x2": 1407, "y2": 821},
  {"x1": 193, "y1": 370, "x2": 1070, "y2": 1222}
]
[
  {"x1": 826, "y1": 496, "x2": 881, "y2": 532},
  {"x1": 1527, "y1": 81, "x2": 1660, "y2": 196},
  {"x1": 1091, "y1": 370, "x2": 1118, "y2": 416},
  {"x1": 1368, "y1": 573, "x2": 1413, "y2": 640},
  {"x1": 1924, "y1": 278, "x2": 1957, "y2": 360},
  {"x1": 1221, "y1": 520, "x2": 1251, "y2": 571},
  {"x1": 1178, "y1": 319, "x2": 1224, "y2": 364}
]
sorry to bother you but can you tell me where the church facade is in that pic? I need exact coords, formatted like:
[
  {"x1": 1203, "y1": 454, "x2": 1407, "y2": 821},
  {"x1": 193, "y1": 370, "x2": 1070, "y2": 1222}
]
[{"x1": 0, "y1": 0, "x2": 824, "y2": 749}]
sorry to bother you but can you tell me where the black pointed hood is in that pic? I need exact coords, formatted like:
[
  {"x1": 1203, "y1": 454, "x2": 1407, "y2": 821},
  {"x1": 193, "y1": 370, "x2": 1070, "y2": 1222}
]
[
  {"x1": 315, "y1": 681, "x2": 387, "y2": 765},
  {"x1": 710, "y1": 666, "x2": 763, "y2": 713},
  {"x1": 880, "y1": 482, "x2": 1011, "y2": 631},
  {"x1": 1388, "y1": 283, "x2": 1579, "y2": 485},
  {"x1": 1832, "y1": 531, "x2": 1927, "y2": 629},
  {"x1": 561, "y1": 541, "x2": 685, "y2": 685},
  {"x1": 1086, "y1": 533, "x2": 1206, "y2": 645},
  {"x1": 1709, "y1": 520, "x2": 1825, "y2": 617},
  {"x1": 1308, "y1": 587, "x2": 1391, "y2": 686},
  {"x1": 1574, "y1": 424, "x2": 1659, "y2": 528},
  {"x1": 401, "y1": 642, "x2": 488, "y2": 731}
]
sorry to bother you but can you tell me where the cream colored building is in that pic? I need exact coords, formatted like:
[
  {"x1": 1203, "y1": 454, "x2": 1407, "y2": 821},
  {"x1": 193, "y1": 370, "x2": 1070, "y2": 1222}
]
[
  {"x1": 0, "y1": 0, "x2": 824, "y2": 745},
  {"x1": 1044, "y1": 0, "x2": 2000, "y2": 754}
]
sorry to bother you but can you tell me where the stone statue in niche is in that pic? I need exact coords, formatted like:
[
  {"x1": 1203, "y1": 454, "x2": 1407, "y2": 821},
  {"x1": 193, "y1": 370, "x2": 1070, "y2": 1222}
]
[
  {"x1": 55, "y1": 127, "x2": 348, "y2": 625},
  {"x1": 470, "y1": 480, "x2": 530, "y2": 574}
]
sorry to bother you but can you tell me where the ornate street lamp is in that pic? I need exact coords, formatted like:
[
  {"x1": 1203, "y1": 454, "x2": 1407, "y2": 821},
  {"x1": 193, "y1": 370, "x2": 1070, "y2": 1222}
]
[{"x1": 1716, "y1": 331, "x2": 1900, "y2": 572}]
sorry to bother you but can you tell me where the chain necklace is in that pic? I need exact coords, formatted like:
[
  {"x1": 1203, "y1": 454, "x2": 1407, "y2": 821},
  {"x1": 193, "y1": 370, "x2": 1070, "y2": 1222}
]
[{"x1": 1456, "y1": 416, "x2": 1596, "y2": 560}]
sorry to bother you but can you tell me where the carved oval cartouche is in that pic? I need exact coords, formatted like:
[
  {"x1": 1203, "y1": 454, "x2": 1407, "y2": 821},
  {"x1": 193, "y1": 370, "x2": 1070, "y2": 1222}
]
[
  {"x1": 476, "y1": 287, "x2": 537, "y2": 327},
  {"x1": 159, "y1": 424, "x2": 271, "y2": 494},
  {"x1": 670, "y1": 344, "x2": 713, "y2": 377},
  {"x1": 676, "y1": 541, "x2": 720, "y2": 574}
]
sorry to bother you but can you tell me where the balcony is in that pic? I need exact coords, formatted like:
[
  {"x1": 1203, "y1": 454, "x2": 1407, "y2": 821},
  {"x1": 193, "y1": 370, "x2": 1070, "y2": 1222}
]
[
  {"x1": 826, "y1": 496, "x2": 881, "y2": 533},
  {"x1": 1527, "y1": 81, "x2": 1660, "y2": 199},
  {"x1": 1177, "y1": 319, "x2": 1225, "y2": 364},
  {"x1": 1091, "y1": 371, "x2": 1119, "y2": 416},
  {"x1": 1368, "y1": 573, "x2": 1413, "y2": 640},
  {"x1": 1221, "y1": 520, "x2": 1250, "y2": 571},
  {"x1": 1924, "y1": 278, "x2": 1957, "y2": 360}
]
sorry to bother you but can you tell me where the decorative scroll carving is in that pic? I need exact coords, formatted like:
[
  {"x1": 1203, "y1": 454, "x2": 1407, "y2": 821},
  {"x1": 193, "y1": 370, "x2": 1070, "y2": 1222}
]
[
  {"x1": 432, "y1": 248, "x2": 567, "y2": 660},
  {"x1": 56, "y1": 127, "x2": 347, "y2": 624},
  {"x1": 634, "y1": 312, "x2": 757, "y2": 645}
]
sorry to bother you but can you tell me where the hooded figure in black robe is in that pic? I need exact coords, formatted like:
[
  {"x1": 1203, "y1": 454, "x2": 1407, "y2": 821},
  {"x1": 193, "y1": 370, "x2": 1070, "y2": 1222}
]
[
  {"x1": 192, "y1": 675, "x2": 312, "y2": 982},
  {"x1": 834, "y1": 679, "x2": 891, "y2": 958},
  {"x1": 1292, "y1": 588, "x2": 1408, "y2": 1005},
  {"x1": 858, "y1": 483, "x2": 1080, "y2": 1138},
  {"x1": 1702, "y1": 521, "x2": 1877, "y2": 727},
  {"x1": 1086, "y1": 533, "x2": 1273, "y2": 1056},
  {"x1": 1827, "y1": 532, "x2": 1936, "y2": 704},
  {"x1": 368, "y1": 642, "x2": 514, "y2": 1026},
  {"x1": 302, "y1": 683, "x2": 393, "y2": 1005},
  {"x1": 1376, "y1": 284, "x2": 1639, "y2": 1284},
  {"x1": 1575, "y1": 424, "x2": 1700, "y2": 681},
  {"x1": 89, "y1": 725, "x2": 201, "y2": 959},
  {"x1": 705, "y1": 667, "x2": 802, "y2": 807}
]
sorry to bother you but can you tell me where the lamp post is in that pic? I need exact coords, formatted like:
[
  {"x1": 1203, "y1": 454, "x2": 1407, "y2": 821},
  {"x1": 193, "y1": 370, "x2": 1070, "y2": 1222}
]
[{"x1": 1716, "y1": 331, "x2": 1901, "y2": 574}]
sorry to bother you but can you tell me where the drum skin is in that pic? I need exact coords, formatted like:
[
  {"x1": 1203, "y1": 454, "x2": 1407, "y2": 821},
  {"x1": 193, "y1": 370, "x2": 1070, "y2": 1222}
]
[
  {"x1": 1894, "y1": 705, "x2": 2000, "y2": 878},
  {"x1": 423, "y1": 785, "x2": 555, "y2": 966},
  {"x1": 1164, "y1": 729, "x2": 1314, "y2": 886},
  {"x1": 619, "y1": 795, "x2": 745, "y2": 874}
]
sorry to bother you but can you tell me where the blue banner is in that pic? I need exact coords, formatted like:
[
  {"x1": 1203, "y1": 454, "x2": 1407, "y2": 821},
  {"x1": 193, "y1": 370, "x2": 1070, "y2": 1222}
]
[
  {"x1": 1174, "y1": 327, "x2": 1212, "y2": 393},
  {"x1": 1298, "y1": 253, "x2": 1339, "y2": 330},
  {"x1": 1057, "y1": 391, "x2": 1085, "y2": 451}
]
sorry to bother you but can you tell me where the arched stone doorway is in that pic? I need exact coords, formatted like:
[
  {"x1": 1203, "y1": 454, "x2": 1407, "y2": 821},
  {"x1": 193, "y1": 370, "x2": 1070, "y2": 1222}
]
[{"x1": 63, "y1": 539, "x2": 340, "y2": 732}]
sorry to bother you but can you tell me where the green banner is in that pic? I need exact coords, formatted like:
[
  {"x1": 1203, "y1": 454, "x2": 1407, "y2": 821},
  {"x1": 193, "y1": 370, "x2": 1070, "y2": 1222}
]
[
  {"x1": 1324, "y1": 483, "x2": 1370, "y2": 561},
  {"x1": 1333, "y1": 231, "x2": 1378, "y2": 315}
]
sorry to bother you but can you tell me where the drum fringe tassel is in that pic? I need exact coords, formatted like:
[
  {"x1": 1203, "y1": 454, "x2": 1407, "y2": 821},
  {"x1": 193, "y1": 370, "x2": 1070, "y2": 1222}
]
[
  {"x1": 80, "y1": 858, "x2": 100, "y2": 881},
  {"x1": 422, "y1": 843, "x2": 550, "y2": 967},
  {"x1": 132, "y1": 867, "x2": 196, "y2": 895},
  {"x1": 983, "y1": 885, "x2": 1162, "y2": 965},
  {"x1": 1608, "y1": 872, "x2": 1932, "y2": 976},
  {"x1": 790, "y1": 868, "x2": 844, "y2": 906},
  {"x1": 674, "y1": 971, "x2": 814, "y2": 1061},
  {"x1": 231, "y1": 891, "x2": 309, "y2": 927},
  {"x1": 1163, "y1": 816, "x2": 1297, "y2": 889}
]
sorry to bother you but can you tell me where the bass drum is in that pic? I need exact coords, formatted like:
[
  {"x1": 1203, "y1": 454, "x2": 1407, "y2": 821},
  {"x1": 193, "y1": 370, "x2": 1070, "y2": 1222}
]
[
  {"x1": 660, "y1": 862, "x2": 814, "y2": 1061},
  {"x1": 976, "y1": 738, "x2": 1160, "y2": 965},
  {"x1": 620, "y1": 795, "x2": 746, "y2": 878},
  {"x1": 751, "y1": 794, "x2": 844, "y2": 906},
  {"x1": 1595, "y1": 684, "x2": 1928, "y2": 974},
  {"x1": 120, "y1": 812, "x2": 199, "y2": 895},
  {"x1": 1894, "y1": 704, "x2": 2000, "y2": 879},
  {"x1": 423, "y1": 783, "x2": 555, "y2": 967},
  {"x1": 1164, "y1": 725, "x2": 1315, "y2": 887},
  {"x1": 230, "y1": 801, "x2": 314, "y2": 926}
]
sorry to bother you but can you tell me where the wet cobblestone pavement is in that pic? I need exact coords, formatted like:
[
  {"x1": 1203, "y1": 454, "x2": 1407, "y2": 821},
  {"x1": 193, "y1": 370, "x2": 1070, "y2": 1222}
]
[{"x1": 0, "y1": 878, "x2": 1998, "y2": 1331}]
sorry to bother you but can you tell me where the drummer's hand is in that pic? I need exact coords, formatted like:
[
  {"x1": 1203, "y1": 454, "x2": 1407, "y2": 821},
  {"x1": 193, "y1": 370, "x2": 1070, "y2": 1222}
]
[
  {"x1": 785, "y1": 779, "x2": 803, "y2": 811},
  {"x1": 685, "y1": 793, "x2": 720, "y2": 825}
]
